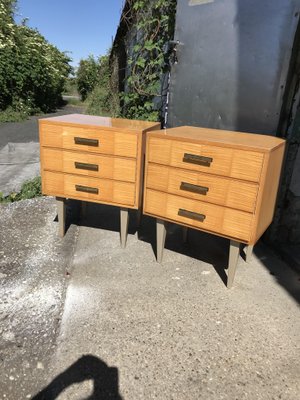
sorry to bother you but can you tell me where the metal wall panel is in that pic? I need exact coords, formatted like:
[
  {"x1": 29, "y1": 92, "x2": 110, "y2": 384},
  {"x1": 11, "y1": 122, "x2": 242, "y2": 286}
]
[{"x1": 168, "y1": 0, "x2": 300, "y2": 134}]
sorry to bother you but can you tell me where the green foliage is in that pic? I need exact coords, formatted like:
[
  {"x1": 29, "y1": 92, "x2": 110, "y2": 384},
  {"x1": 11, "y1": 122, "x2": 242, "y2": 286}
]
[
  {"x1": 0, "y1": 0, "x2": 72, "y2": 116},
  {"x1": 63, "y1": 77, "x2": 78, "y2": 96},
  {"x1": 85, "y1": 53, "x2": 119, "y2": 116},
  {"x1": 0, "y1": 176, "x2": 42, "y2": 203},
  {"x1": 120, "y1": 0, "x2": 176, "y2": 121},
  {"x1": 0, "y1": 106, "x2": 29, "y2": 122},
  {"x1": 76, "y1": 55, "x2": 99, "y2": 101}
]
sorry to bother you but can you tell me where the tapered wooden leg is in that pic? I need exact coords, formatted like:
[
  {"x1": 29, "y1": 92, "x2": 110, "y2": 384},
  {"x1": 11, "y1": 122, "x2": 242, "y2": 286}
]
[
  {"x1": 56, "y1": 197, "x2": 66, "y2": 238},
  {"x1": 156, "y1": 219, "x2": 167, "y2": 263},
  {"x1": 227, "y1": 240, "x2": 240, "y2": 288},
  {"x1": 120, "y1": 208, "x2": 129, "y2": 248},
  {"x1": 182, "y1": 227, "x2": 188, "y2": 243},
  {"x1": 245, "y1": 245, "x2": 254, "y2": 263}
]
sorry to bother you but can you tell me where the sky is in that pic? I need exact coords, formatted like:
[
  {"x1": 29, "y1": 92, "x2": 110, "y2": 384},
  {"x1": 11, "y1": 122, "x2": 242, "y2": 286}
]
[{"x1": 15, "y1": 0, "x2": 125, "y2": 68}]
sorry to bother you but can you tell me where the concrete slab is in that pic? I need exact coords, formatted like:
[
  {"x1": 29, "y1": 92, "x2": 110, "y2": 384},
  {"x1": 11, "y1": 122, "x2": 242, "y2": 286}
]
[
  {"x1": 0, "y1": 197, "x2": 78, "y2": 399},
  {"x1": 0, "y1": 105, "x2": 84, "y2": 196},
  {"x1": 0, "y1": 142, "x2": 40, "y2": 196},
  {"x1": 31, "y1": 203, "x2": 300, "y2": 400}
]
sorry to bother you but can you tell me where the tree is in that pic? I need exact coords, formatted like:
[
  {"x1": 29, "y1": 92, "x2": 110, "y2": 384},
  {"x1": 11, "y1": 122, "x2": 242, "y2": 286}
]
[
  {"x1": 0, "y1": 0, "x2": 72, "y2": 113},
  {"x1": 76, "y1": 55, "x2": 99, "y2": 101}
]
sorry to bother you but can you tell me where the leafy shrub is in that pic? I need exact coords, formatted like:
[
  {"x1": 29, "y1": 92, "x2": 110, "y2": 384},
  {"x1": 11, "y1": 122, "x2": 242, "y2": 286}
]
[
  {"x1": 85, "y1": 53, "x2": 119, "y2": 116},
  {"x1": 0, "y1": 0, "x2": 71, "y2": 115},
  {"x1": 76, "y1": 55, "x2": 99, "y2": 101}
]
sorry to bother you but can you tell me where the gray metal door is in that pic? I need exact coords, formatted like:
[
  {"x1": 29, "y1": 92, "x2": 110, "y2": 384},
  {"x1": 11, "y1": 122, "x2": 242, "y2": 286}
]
[{"x1": 168, "y1": 0, "x2": 300, "y2": 134}]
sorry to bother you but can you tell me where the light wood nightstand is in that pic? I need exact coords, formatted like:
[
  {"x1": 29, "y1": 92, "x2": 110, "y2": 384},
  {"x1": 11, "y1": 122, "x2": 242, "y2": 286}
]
[
  {"x1": 39, "y1": 114, "x2": 160, "y2": 247},
  {"x1": 143, "y1": 126, "x2": 285, "y2": 287}
]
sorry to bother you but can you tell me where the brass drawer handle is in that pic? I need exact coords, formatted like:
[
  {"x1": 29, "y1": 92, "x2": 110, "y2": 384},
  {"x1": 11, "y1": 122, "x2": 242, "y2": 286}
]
[
  {"x1": 74, "y1": 137, "x2": 99, "y2": 147},
  {"x1": 178, "y1": 208, "x2": 206, "y2": 222},
  {"x1": 180, "y1": 182, "x2": 209, "y2": 195},
  {"x1": 75, "y1": 185, "x2": 99, "y2": 194},
  {"x1": 75, "y1": 162, "x2": 99, "y2": 171},
  {"x1": 183, "y1": 153, "x2": 213, "y2": 166}
]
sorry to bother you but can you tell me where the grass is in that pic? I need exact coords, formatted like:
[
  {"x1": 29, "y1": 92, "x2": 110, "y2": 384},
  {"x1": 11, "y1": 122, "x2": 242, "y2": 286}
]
[{"x1": 0, "y1": 176, "x2": 42, "y2": 204}]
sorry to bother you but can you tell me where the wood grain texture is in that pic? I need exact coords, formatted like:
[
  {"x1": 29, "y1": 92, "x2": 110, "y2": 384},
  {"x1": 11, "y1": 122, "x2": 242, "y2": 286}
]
[
  {"x1": 39, "y1": 115, "x2": 161, "y2": 211},
  {"x1": 150, "y1": 126, "x2": 285, "y2": 152},
  {"x1": 148, "y1": 136, "x2": 264, "y2": 182},
  {"x1": 40, "y1": 114, "x2": 161, "y2": 133},
  {"x1": 43, "y1": 171, "x2": 136, "y2": 207},
  {"x1": 40, "y1": 124, "x2": 138, "y2": 158},
  {"x1": 146, "y1": 163, "x2": 258, "y2": 212},
  {"x1": 41, "y1": 147, "x2": 137, "y2": 182},
  {"x1": 143, "y1": 127, "x2": 285, "y2": 247},
  {"x1": 144, "y1": 189, "x2": 253, "y2": 242},
  {"x1": 251, "y1": 143, "x2": 286, "y2": 243}
]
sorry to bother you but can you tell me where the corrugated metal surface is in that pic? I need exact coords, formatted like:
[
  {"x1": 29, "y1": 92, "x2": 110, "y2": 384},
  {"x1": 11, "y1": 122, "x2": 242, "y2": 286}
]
[{"x1": 168, "y1": 0, "x2": 300, "y2": 134}]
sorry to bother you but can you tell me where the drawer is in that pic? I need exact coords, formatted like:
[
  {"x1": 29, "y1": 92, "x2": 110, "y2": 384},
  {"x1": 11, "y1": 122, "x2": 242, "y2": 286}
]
[
  {"x1": 144, "y1": 189, "x2": 253, "y2": 242},
  {"x1": 147, "y1": 137, "x2": 264, "y2": 182},
  {"x1": 41, "y1": 148, "x2": 136, "y2": 183},
  {"x1": 40, "y1": 124, "x2": 138, "y2": 158},
  {"x1": 43, "y1": 171, "x2": 135, "y2": 207},
  {"x1": 146, "y1": 163, "x2": 258, "y2": 212}
]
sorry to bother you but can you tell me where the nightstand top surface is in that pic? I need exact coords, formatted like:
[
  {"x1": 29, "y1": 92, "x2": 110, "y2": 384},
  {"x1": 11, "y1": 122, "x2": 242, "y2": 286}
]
[
  {"x1": 39, "y1": 114, "x2": 160, "y2": 132},
  {"x1": 149, "y1": 126, "x2": 285, "y2": 152}
]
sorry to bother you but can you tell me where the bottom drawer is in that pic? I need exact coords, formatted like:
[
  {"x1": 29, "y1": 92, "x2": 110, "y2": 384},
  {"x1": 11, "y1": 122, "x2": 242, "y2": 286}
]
[
  {"x1": 43, "y1": 171, "x2": 136, "y2": 207},
  {"x1": 144, "y1": 189, "x2": 253, "y2": 242}
]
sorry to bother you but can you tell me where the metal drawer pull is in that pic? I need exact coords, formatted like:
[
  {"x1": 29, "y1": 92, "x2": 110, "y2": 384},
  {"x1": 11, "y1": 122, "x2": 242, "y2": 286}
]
[
  {"x1": 178, "y1": 208, "x2": 206, "y2": 222},
  {"x1": 75, "y1": 162, "x2": 99, "y2": 171},
  {"x1": 75, "y1": 185, "x2": 99, "y2": 194},
  {"x1": 180, "y1": 182, "x2": 209, "y2": 195},
  {"x1": 74, "y1": 137, "x2": 99, "y2": 146},
  {"x1": 183, "y1": 153, "x2": 213, "y2": 166}
]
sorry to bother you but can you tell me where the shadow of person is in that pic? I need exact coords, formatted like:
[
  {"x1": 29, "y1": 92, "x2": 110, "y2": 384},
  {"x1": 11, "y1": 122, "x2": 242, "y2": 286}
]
[{"x1": 31, "y1": 355, "x2": 122, "y2": 400}]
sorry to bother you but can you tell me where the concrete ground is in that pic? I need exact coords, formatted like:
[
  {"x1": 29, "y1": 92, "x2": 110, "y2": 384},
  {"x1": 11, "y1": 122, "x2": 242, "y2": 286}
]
[
  {"x1": 0, "y1": 105, "x2": 83, "y2": 196},
  {"x1": 0, "y1": 197, "x2": 299, "y2": 400}
]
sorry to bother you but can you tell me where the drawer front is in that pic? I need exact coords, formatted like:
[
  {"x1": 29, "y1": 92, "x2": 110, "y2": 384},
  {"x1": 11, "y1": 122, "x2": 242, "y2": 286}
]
[
  {"x1": 40, "y1": 124, "x2": 138, "y2": 158},
  {"x1": 43, "y1": 171, "x2": 135, "y2": 206},
  {"x1": 41, "y1": 148, "x2": 136, "y2": 183},
  {"x1": 146, "y1": 163, "x2": 258, "y2": 213},
  {"x1": 148, "y1": 137, "x2": 264, "y2": 182},
  {"x1": 144, "y1": 189, "x2": 253, "y2": 242}
]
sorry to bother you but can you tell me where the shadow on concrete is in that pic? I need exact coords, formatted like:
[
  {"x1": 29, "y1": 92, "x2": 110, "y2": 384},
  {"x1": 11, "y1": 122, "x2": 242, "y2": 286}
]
[
  {"x1": 31, "y1": 355, "x2": 122, "y2": 400},
  {"x1": 55, "y1": 200, "x2": 139, "y2": 237},
  {"x1": 252, "y1": 245, "x2": 300, "y2": 305},
  {"x1": 54, "y1": 199, "x2": 300, "y2": 297},
  {"x1": 138, "y1": 215, "x2": 229, "y2": 286}
]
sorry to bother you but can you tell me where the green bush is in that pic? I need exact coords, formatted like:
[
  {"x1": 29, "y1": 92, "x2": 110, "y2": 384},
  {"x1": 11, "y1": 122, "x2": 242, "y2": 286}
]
[
  {"x1": 76, "y1": 55, "x2": 99, "y2": 101},
  {"x1": 0, "y1": 106, "x2": 29, "y2": 122},
  {"x1": 0, "y1": 0, "x2": 71, "y2": 115}
]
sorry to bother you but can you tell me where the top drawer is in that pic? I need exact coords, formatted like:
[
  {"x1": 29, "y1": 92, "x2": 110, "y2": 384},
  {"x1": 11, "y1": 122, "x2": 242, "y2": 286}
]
[
  {"x1": 40, "y1": 124, "x2": 138, "y2": 158},
  {"x1": 147, "y1": 137, "x2": 264, "y2": 182}
]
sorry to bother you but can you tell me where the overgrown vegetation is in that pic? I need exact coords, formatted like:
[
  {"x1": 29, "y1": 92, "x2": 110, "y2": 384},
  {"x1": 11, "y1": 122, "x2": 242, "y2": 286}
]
[
  {"x1": 76, "y1": 0, "x2": 176, "y2": 121},
  {"x1": 0, "y1": 0, "x2": 71, "y2": 120},
  {"x1": 120, "y1": 0, "x2": 177, "y2": 121},
  {"x1": 0, "y1": 176, "x2": 42, "y2": 203},
  {"x1": 76, "y1": 53, "x2": 119, "y2": 116}
]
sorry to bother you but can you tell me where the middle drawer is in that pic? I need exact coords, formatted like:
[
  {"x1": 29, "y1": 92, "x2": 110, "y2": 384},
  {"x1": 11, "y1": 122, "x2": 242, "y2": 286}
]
[
  {"x1": 41, "y1": 148, "x2": 136, "y2": 182},
  {"x1": 146, "y1": 163, "x2": 258, "y2": 213}
]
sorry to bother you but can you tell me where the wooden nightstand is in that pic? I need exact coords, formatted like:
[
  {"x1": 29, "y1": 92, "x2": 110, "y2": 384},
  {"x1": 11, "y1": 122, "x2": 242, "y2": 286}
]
[
  {"x1": 39, "y1": 114, "x2": 160, "y2": 247},
  {"x1": 143, "y1": 126, "x2": 285, "y2": 287}
]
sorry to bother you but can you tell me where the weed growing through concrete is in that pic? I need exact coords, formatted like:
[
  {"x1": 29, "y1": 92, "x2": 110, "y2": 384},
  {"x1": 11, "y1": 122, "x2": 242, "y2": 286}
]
[{"x1": 0, "y1": 176, "x2": 42, "y2": 203}]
